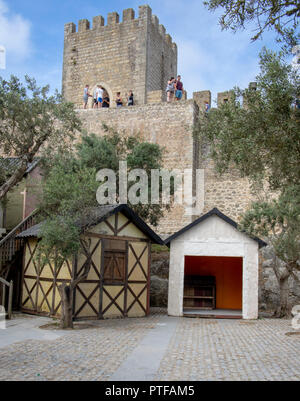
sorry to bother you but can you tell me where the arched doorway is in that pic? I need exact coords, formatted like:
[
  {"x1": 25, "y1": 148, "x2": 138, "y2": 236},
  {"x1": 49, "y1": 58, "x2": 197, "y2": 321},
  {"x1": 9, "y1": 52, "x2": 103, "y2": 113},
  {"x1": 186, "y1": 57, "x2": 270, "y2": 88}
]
[{"x1": 91, "y1": 82, "x2": 113, "y2": 109}]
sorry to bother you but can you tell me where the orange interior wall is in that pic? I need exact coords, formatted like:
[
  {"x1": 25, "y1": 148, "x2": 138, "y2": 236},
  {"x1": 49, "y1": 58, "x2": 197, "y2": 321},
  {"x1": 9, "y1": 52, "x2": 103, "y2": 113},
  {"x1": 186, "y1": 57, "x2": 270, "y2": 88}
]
[{"x1": 184, "y1": 256, "x2": 243, "y2": 310}]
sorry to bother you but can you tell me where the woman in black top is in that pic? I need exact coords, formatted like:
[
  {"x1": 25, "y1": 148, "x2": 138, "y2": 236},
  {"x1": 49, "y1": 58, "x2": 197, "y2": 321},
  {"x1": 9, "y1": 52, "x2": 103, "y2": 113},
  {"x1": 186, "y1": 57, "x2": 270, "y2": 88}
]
[
  {"x1": 115, "y1": 92, "x2": 123, "y2": 107},
  {"x1": 127, "y1": 91, "x2": 134, "y2": 106}
]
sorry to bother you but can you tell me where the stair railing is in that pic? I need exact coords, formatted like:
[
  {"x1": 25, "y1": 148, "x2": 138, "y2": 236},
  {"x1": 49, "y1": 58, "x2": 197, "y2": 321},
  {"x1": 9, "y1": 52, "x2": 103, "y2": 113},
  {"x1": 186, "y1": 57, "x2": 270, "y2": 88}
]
[{"x1": 0, "y1": 277, "x2": 13, "y2": 319}]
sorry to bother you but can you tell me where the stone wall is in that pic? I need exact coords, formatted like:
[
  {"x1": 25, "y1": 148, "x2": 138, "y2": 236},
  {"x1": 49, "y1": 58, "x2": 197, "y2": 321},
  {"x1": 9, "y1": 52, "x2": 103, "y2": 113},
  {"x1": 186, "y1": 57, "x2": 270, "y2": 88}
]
[
  {"x1": 62, "y1": 5, "x2": 177, "y2": 108},
  {"x1": 77, "y1": 100, "x2": 198, "y2": 234},
  {"x1": 259, "y1": 246, "x2": 300, "y2": 313},
  {"x1": 199, "y1": 154, "x2": 255, "y2": 222},
  {"x1": 193, "y1": 91, "x2": 211, "y2": 112}
]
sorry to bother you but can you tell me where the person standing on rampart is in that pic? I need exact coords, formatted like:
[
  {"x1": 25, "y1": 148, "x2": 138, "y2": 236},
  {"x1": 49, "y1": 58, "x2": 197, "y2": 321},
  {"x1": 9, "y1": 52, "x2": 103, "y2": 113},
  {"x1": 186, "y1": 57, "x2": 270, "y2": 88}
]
[
  {"x1": 175, "y1": 75, "x2": 183, "y2": 101},
  {"x1": 166, "y1": 77, "x2": 175, "y2": 102},
  {"x1": 204, "y1": 101, "x2": 210, "y2": 113},
  {"x1": 127, "y1": 91, "x2": 134, "y2": 106},
  {"x1": 93, "y1": 87, "x2": 98, "y2": 109},
  {"x1": 96, "y1": 85, "x2": 104, "y2": 108},
  {"x1": 115, "y1": 92, "x2": 123, "y2": 108},
  {"x1": 83, "y1": 85, "x2": 92, "y2": 109},
  {"x1": 102, "y1": 91, "x2": 110, "y2": 108}
]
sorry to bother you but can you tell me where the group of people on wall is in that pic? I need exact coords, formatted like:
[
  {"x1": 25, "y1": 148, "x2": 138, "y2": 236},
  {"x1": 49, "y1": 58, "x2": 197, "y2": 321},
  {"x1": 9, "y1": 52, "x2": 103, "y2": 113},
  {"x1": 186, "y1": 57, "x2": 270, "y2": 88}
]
[
  {"x1": 83, "y1": 85, "x2": 134, "y2": 109},
  {"x1": 166, "y1": 75, "x2": 184, "y2": 102},
  {"x1": 82, "y1": 75, "x2": 184, "y2": 109}
]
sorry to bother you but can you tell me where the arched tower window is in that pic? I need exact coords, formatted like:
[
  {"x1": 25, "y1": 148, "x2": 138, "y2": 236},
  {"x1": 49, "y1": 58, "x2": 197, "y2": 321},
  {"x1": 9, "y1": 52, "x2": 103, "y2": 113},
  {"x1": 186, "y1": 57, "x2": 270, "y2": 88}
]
[{"x1": 91, "y1": 82, "x2": 114, "y2": 108}]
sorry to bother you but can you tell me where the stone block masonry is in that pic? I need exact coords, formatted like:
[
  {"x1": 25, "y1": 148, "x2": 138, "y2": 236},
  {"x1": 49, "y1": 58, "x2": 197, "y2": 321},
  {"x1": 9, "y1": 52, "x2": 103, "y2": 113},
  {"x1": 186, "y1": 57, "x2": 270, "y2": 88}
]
[
  {"x1": 77, "y1": 99, "x2": 256, "y2": 234},
  {"x1": 62, "y1": 5, "x2": 177, "y2": 109},
  {"x1": 78, "y1": 100, "x2": 196, "y2": 234}
]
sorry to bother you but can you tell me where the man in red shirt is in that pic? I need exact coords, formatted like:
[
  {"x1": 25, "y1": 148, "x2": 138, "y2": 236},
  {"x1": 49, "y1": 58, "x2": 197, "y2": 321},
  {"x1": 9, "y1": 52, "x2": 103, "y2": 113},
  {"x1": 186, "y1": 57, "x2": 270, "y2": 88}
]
[{"x1": 175, "y1": 75, "x2": 184, "y2": 101}]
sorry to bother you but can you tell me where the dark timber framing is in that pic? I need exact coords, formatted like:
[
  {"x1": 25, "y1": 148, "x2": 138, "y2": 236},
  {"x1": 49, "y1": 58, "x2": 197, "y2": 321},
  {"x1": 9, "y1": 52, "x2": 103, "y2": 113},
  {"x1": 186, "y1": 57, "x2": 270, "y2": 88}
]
[{"x1": 18, "y1": 205, "x2": 163, "y2": 320}]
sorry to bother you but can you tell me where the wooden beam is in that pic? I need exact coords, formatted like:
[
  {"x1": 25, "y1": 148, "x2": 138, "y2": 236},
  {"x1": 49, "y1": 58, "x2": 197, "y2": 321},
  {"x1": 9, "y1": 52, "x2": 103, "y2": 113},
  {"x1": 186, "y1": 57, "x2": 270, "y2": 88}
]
[{"x1": 85, "y1": 232, "x2": 148, "y2": 243}]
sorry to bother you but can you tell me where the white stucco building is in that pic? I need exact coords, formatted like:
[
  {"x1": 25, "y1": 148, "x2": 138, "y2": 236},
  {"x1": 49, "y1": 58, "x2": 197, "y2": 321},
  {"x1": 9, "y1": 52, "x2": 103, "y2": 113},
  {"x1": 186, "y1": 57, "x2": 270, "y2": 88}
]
[{"x1": 165, "y1": 208, "x2": 266, "y2": 320}]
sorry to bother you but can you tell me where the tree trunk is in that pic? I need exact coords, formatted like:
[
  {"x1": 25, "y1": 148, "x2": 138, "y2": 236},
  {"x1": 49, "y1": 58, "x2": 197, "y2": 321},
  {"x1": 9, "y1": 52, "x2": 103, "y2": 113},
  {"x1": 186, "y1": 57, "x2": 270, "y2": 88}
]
[
  {"x1": 0, "y1": 160, "x2": 28, "y2": 201},
  {"x1": 58, "y1": 282, "x2": 73, "y2": 329},
  {"x1": 275, "y1": 274, "x2": 290, "y2": 317}
]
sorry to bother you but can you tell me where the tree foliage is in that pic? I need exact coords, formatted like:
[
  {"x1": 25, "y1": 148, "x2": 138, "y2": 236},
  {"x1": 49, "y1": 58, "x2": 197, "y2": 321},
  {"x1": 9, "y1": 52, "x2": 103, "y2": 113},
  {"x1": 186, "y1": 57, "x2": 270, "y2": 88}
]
[
  {"x1": 240, "y1": 186, "x2": 300, "y2": 316},
  {"x1": 37, "y1": 130, "x2": 165, "y2": 328},
  {"x1": 240, "y1": 186, "x2": 300, "y2": 270},
  {"x1": 199, "y1": 49, "x2": 300, "y2": 191},
  {"x1": 0, "y1": 75, "x2": 81, "y2": 200},
  {"x1": 38, "y1": 130, "x2": 165, "y2": 263},
  {"x1": 195, "y1": 48, "x2": 300, "y2": 316},
  {"x1": 204, "y1": 0, "x2": 300, "y2": 48}
]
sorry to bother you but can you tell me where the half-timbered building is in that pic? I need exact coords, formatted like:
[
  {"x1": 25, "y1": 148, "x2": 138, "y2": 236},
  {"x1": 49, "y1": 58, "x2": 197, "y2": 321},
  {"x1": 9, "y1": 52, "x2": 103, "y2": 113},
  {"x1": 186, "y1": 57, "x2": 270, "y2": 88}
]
[{"x1": 17, "y1": 205, "x2": 163, "y2": 320}]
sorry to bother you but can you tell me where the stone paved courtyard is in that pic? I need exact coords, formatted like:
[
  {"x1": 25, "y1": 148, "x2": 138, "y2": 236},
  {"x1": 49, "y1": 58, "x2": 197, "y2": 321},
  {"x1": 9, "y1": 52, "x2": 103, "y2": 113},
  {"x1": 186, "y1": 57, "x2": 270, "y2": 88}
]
[{"x1": 0, "y1": 309, "x2": 299, "y2": 381}]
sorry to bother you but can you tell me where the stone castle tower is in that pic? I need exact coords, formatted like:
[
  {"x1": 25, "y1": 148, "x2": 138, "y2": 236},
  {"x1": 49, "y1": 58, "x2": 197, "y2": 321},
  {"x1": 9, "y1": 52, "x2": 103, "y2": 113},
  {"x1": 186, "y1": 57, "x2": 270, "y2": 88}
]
[
  {"x1": 62, "y1": 5, "x2": 177, "y2": 107},
  {"x1": 62, "y1": 4, "x2": 255, "y2": 235}
]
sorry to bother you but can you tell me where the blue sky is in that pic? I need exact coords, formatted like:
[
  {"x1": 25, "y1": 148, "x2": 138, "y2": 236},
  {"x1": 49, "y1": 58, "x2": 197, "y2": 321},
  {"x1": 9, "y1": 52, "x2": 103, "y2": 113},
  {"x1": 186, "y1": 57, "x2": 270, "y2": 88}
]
[{"x1": 0, "y1": 0, "x2": 282, "y2": 104}]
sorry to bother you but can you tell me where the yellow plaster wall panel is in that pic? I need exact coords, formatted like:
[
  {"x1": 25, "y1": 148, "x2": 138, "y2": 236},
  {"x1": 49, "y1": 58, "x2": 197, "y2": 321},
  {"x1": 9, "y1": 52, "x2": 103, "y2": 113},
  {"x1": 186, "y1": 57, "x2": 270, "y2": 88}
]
[
  {"x1": 38, "y1": 281, "x2": 53, "y2": 313},
  {"x1": 129, "y1": 283, "x2": 147, "y2": 303},
  {"x1": 103, "y1": 285, "x2": 124, "y2": 310},
  {"x1": 119, "y1": 222, "x2": 147, "y2": 239},
  {"x1": 90, "y1": 220, "x2": 114, "y2": 235},
  {"x1": 54, "y1": 285, "x2": 62, "y2": 315},
  {"x1": 116, "y1": 213, "x2": 129, "y2": 233},
  {"x1": 91, "y1": 239, "x2": 101, "y2": 274},
  {"x1": 22, "y1": 278, "x2": 36, "y2": 310},
  {"x1": 128, "y1": 242, "x2": 149, "y2": 280},
  {"x1": 128, "y1": 263, "x2": 147, "y2": 281},
  {"x1": 39, "y1": 264, "x2": 53, "y2": 279},
  {"x1": 127, "y1": 283, "x2": 147, "y2": 317},
  {"x1": 75, "y1": 283, "x2": 99, "y2": 317},
  {"x1": 77, "y1": 301, "x2": 97, "y2": 318},
  {"x1": 56, "y1": 261, "x2": 72, "y2": 280},
  {"x1": 76, "y1": 237, "x2": 102, "y2": 281},
  {"x1": 24, "y1": 240, "x2": 39, "y2": 276},
  {"x1": 103, "y1": 303, "x2": 123, "y2": 318},
  {"x1": 127, "y1": 301, "x2": 145, "y2": 317}
]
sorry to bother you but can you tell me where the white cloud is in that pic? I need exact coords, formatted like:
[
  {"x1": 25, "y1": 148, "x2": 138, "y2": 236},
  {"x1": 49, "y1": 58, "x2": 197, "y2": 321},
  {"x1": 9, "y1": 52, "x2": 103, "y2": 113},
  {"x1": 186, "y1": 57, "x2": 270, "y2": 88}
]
[{"x1": 0, "y1": 0, "x2": 32, "y2": 61}]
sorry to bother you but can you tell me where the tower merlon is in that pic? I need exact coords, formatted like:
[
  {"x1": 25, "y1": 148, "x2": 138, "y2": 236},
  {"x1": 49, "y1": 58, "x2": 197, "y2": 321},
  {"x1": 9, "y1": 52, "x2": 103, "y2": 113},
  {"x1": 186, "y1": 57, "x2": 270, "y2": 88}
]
[
  {"x1": 193, "y1": 91, "x2": 212, "y2": 111},
  {"x1": 152, "y1": 15, "x2": 159, "y2": 28},
  {"x1": 139, "y1": 4, "x2": 152, "y2": 19},
  {"x1": 64, "y1": 22, "x2": 76, "y2": 36},
  {"x1": 217, "y1": 91, "x2": 233, "y2": 106},
  {"x1": 123, "y1": 8, "x2": 135, "y2": 22},
  {"x1": 165, "y1": 34, "x2": 172, "y2": 46},
  {"x1": 78, "y1": 19, "x2": 90, "y2": 32},
  {"x1": 158, "y1": 24, "x2": 166, "y2": 37},
  {"x1": 93, "y1": 15, "x2": 105, "y2": 29},
  {"x1": 107, "y1": 12, "x2": 119, "y2": 25}
]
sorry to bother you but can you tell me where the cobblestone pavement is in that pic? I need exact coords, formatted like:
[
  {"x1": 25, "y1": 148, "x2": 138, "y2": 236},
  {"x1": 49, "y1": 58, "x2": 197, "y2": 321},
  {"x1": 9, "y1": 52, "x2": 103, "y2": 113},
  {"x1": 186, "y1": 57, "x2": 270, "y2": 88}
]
[
  {"x1": 0, "y1": 310, "x2": 163, "y2": 381},
  {"x1": 155, "y1": 318, "x2": 300, "y2": 381},
  {"x1": 0, "y1": 311, "x2": 299, "y2": 381}
]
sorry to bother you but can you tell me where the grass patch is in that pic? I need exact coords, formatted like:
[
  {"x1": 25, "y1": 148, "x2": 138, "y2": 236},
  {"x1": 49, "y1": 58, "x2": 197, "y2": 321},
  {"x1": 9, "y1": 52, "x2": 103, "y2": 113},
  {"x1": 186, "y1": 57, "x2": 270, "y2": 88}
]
[{"x1": 151, "y1": 244, "x2": 169, "y2": 253}]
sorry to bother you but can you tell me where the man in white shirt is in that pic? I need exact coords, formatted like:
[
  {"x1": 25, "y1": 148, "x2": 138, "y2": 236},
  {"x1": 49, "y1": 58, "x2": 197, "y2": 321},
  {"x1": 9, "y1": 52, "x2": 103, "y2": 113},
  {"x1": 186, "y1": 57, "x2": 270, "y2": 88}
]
[{"x1": 97, "y1": 85, "x2": 104, "y2": 108}]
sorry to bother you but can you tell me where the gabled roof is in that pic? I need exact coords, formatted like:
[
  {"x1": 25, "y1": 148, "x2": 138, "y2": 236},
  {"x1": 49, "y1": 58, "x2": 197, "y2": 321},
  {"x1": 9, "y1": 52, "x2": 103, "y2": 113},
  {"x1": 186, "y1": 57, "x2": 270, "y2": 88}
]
[
  {"x1": 164, "y1": 208, "x2": 267, "y2": 248},
  {"x1": 17, "y1": 204, "x2": 164, "y2": 245}
]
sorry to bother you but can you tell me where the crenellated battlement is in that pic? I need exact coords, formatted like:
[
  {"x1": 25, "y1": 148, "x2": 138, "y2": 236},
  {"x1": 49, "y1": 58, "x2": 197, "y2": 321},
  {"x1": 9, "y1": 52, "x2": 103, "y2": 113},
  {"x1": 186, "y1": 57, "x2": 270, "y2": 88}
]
[
  {"x1": 62, "y1": 5, "x2": 178, "y2": 107},
  {"x1": 64, "y1": 5, "x2": 177, "y2": 51}
]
